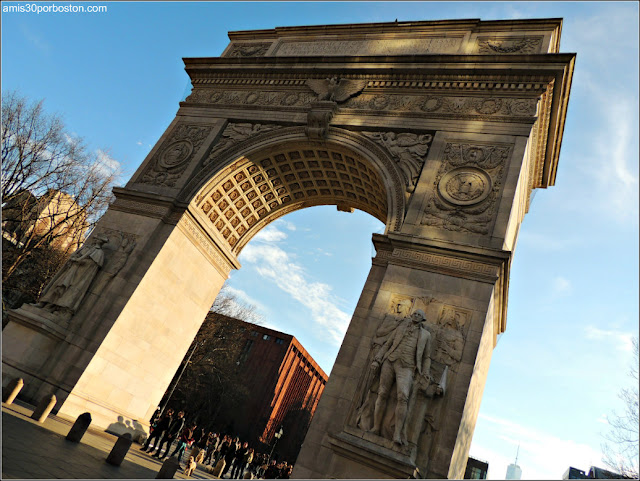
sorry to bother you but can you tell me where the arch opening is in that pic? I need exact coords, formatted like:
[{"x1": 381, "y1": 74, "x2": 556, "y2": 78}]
[{"x1": 189, "y1": 137, "x2": 400, "y2": 257}]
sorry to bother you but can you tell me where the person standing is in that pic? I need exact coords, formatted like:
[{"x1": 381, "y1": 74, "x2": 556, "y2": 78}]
[
  {"x1": 231, "y1": 441, "x2": 249, "y2": 478},
  {"x1": 203, "y1": 432, "x2": 220, "y2": 465},
  {"x1": 221, "y1": 436, "x2": 239, "y2": 477},
  {"x1": 170, "y1": 423, "x2": 196, "y2": 464},
  {"x1": 215, "y1": 435, "x2": 230, "y2": 466},
  {"x1": 142, "y1": 408, "x2": 173, "y2": 452},
  {"x1": 152, "y1": 410, "x2": 185, "y2": 459}
]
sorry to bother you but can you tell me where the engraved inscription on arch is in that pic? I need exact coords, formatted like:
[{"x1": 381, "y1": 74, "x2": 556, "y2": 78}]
[{"x1": 274, "y1": 37, "x2": 462, "y2": 56}]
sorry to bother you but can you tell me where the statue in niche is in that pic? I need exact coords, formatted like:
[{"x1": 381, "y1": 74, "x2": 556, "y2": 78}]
[
  {"x1": 90, "y1": 232, "x2": 137, "y2": 294},
  {"x1": 355, "y1": 298, "x2": 411, "y2": 426},
  {"x1": 356, "y1": 299, "x2": 447, "y2": 448},
  {"x1": 370, "y1": 309, "x2": 433, "y2": 445},
  {"x1": 34, "y1": 234, "x2": 109, "y2": 319}
]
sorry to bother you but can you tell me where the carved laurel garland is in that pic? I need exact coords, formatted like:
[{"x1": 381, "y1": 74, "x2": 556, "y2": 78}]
[
  {"x1": 476, "y1": 36, "x2": 544, "y2": 54},
  {"x1": 186, "y1": 88, "x2": 316, "y2": 108},
  {"x1": 421, "y1": 142, "x2": 513, "y2": 235},
  {"x1": 184, "y1": 87, "x2": 538, "y2": 120},
  {"x1": 344, "y1": 94, "x2": 537, "y2": 118},
  {"x1": 226, "y1": 42, "x2": 271, "y2": 57},
  {"x1": 138, "y1": 124, "x2": 214, "y2": 187}
]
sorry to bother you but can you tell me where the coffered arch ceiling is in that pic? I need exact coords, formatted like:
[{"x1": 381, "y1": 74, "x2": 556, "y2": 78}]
[{"x1": 190, "y1": 135, "x2": 401, "y2": 256}]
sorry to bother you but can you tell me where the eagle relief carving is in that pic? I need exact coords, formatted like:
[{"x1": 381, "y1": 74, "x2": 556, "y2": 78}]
[{"x1": 306, "y1": 77, "x2": 368, "y2": 103}]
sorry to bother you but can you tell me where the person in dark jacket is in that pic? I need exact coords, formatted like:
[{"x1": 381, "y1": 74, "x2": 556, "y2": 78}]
[
  {"x1": 264, "y1": 460, "x2": 279, "y2": 479},
  {"x1": 221, "y1": 436, "x2": 240, "y2": 477},
  {"x1": 230, "y1": 441, "x2": 249, "y2": 478},
  {"x1": 170, "y1": 423, "x2": 196, "y2": 464},
  {"x1": 142, "y1": 408, "x2": 173, "y2": 452},
  {"x1": 152, "y1": 410, "x2": 185, "y2": 459},
  {"x1": 202, "y1": 432, "x2": 219, "y2": 465}
]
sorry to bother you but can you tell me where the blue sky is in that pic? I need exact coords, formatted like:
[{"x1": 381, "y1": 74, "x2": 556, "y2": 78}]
[{"x1": 2, "y1": 2, "x2": 638, "y2": 479}]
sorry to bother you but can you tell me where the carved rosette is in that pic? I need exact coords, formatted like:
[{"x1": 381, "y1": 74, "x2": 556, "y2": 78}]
[
  {"x1": 421, "y1": 142, "x2": 512, "y2": 235},
  {"x1": 139, "y1": 124, "x2": 213, "y2": 187},
  {"x1": 476, "y1": 36, "x2": 544, "y2": 54},
  {"x1": 204, "y1": 123, "x2": 283, "y2": 168},
  {"x1": 362, "y1": 131, "x2": 434, "y2": 193}
]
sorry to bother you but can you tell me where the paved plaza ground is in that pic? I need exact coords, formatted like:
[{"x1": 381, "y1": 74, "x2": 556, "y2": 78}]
[{"x1": 2, "y1": 400, "x2": 217, "y2": 479}]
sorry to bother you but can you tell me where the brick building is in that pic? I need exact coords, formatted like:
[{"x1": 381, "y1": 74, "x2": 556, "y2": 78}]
[{"x1": 196, "y1": 314, "x2": 328, "y2": 462}]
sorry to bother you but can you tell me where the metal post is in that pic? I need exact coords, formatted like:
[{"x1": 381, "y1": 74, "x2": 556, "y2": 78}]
[
  {"x1": 159, "y1": 340, "x2": 203, "y2": 417},
  {"x1": 267, "y1": 426, "x2": 283, "y2": 465}
]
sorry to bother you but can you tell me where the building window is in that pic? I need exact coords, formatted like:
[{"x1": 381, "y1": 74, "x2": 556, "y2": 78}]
[
  {"x1": 251, "y1": 331, "x2": 259, "y2": 337},
  {"x1": 275, "y1": 338, "x2": 284, "y2": 345},
  {"x1": 263, "y1": 334, "x2": 271, "y2": 341}
]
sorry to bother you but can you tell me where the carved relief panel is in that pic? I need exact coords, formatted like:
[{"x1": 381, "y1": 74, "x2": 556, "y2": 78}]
[
  {"x1": 420, "y1": 141, "x2": 513, "y2": 235},
  {"x1": 30, "y1": 228, "x2": 138, "y2": 326},
  {"x1": 475, "y1": 36, "x2": 544, "y2": 54},
  {"x1": 137, "y1": 123, "x2": 215, "y2": 188},
  {"x1": 346, "y1": 295, "x2": 472, "y2": 464}
]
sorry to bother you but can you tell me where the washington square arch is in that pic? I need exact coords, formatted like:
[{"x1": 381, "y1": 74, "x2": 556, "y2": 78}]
[{"x1": 2, "y1": 18, "x2": 574, "y2": 479}]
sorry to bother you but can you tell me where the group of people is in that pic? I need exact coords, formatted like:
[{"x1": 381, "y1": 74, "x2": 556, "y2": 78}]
[{"x1": 140, "y1": 407, "x2": 293, "y2": 479}]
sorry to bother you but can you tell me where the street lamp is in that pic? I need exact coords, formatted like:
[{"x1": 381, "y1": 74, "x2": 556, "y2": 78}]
[
  {"x1": 268, "y1": 426, "x2": 284, "y2": 464},
  {"x1": 158, "y1": 339, "x2": 204, "y2": 417}
]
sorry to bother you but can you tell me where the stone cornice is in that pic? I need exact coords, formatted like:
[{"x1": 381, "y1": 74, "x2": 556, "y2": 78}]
[
  {"x1": 371, "y1": 232, "x2": 510, "y2": 283},
  {"x1": 110, "y1": 187, "x2": 188, "y2": 225},
  {"x1": 184, "y1": 53, "x2": 576, "y2": 76},
  {"x1": 226, "y1": 18, "x2": 563, "y2": 41}
]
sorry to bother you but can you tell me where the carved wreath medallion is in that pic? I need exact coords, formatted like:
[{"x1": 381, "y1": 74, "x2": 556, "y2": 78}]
[
  {"x1": 438, "y1": 167, "x2": 492, "y2": 206},
  {"x1": 158, "y1": 140, "x2": 193, "y2": 170}
]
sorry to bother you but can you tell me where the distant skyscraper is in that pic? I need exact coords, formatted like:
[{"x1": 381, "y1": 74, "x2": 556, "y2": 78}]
[
  {"x1": 505, "y1": 444, "x2": 522, "y2": 479},
  {"x1": 506, "y1": 463, "x2": 522, "y2": 480}
]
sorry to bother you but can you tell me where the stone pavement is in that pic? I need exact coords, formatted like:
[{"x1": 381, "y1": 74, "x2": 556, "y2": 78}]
[{"x1": 2, "y1": 400, "x2": 216, "y2": 479}]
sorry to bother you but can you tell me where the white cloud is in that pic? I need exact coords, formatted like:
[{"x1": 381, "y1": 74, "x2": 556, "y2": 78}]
[
  {"x1": 475, "y1": 414, "x2": 604, "y2": 479},
  {"x1": 95, "y1": 149, "x2": 120, "y2": 176},
  {"x1": 136, "y1": 141, "x2": 143, "y2": 146},
  {"x1": 584, "y1": 326, "x2": 635, "y2": 353},
  {"x1": 585, "y1": 96, "x2": 639, "y2": 224},
  {"x1": 596, "y1": 414, "x2": 609, "y2": 425},
  {"x1": 239, "y1": 242, "x2": 351, "y2": 345},
  {"x1": 20, "y1": 24, "x2": 50, "y2": 53},
  {"x1": 222, "y1": 286, "x2": 269, "y2": 316},
  {"x1": 551, "y1": 276, "x2": 572, "y2": 296},
  {"x1": 252, "y1": 224, "x2": 288, "y2": 243},
  {"x1": 563, "y1": 7, "x2": 639, "y2": 226},
  {"x1": 277, "y1": 220, "x2": 297, "y2": 231}
]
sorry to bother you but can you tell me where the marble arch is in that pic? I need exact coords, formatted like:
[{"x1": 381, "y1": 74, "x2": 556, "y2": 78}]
[{"x1": 2, "y1": 18, "x2": 574, "y2": 479}]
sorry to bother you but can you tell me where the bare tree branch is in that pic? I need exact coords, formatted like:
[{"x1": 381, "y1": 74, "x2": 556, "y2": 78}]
[
  {"x1": 601, "y1": 337, "x2": 639, "y2": 479},
  {"x1": 2, "y1": 90, "x2": 120, "y2": 307}
]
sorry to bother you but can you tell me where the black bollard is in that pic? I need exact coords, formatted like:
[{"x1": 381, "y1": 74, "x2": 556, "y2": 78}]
[
  {"x1": 66, "y1": 412, "x2": 92, "y2": 442},
  {"x1": 30, "y1": 394, "x2": 56, "y2": 422},
  {"x1": 156, "y1": 456, "x2": 180, "y2": 478},
  {"x1": 106, "y1": 432, "x2": 133, "y2": 466},
  {"x1": 3, "y1": 377, "x2": 24, "y2": 404}
]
